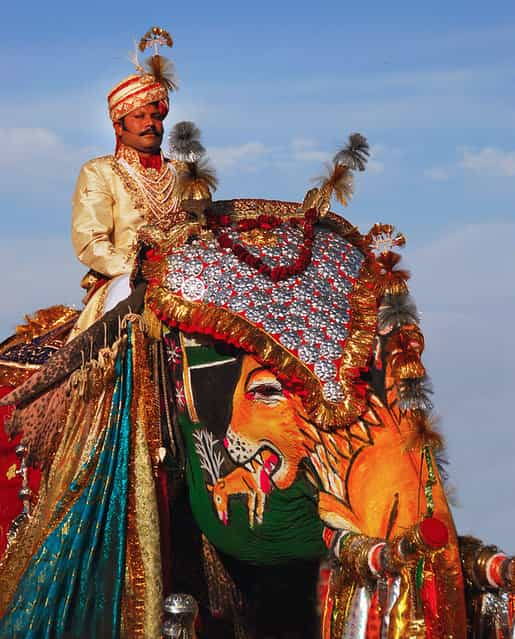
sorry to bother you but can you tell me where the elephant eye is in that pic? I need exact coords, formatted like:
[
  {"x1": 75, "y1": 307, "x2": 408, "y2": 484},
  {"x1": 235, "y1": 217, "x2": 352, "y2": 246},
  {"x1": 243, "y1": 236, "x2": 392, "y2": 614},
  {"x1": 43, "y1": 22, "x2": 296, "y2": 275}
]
[{"x1": 246, "y1": 379, "x2": 284, "y2": 404}]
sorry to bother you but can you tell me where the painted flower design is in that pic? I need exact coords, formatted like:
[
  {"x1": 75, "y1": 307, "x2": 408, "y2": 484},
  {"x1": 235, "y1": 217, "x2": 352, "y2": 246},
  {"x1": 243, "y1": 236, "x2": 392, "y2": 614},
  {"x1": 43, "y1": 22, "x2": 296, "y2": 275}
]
[{"x1": 175, "y1": 381, "x2": 186, "y2": 410}]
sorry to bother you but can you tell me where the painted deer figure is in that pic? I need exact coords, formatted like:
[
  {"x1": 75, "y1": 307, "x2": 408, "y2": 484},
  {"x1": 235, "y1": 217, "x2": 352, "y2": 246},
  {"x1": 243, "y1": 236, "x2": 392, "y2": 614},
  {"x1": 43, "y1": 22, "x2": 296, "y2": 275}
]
[{"x1": 207, "y1": 459, "x2": 269, "y2": 528}]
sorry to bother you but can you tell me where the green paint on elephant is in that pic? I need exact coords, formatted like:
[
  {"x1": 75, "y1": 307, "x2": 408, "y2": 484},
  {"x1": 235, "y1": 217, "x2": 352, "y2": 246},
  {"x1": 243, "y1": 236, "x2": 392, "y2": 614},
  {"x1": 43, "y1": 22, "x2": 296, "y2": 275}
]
[{"x1": 180, "y1": 414, "x2": 326, "y2": 565}]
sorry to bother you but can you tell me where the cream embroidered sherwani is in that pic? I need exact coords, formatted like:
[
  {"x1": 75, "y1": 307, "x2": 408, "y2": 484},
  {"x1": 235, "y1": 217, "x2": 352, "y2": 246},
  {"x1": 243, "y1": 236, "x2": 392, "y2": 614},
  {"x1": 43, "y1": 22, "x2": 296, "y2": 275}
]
[
  {"x1": 69, "y1": 145, "x2": 185, "y2": 337},
  {"x1": 72, "y1": 156, "x2": 146, "y2": 278}
]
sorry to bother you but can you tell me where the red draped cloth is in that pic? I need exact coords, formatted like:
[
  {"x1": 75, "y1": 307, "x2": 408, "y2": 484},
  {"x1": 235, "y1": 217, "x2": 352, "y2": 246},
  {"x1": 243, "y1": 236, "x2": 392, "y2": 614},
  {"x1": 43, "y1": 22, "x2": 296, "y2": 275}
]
[{"x1": 0, "y1": 386, "x2": 41, "y2": 556}]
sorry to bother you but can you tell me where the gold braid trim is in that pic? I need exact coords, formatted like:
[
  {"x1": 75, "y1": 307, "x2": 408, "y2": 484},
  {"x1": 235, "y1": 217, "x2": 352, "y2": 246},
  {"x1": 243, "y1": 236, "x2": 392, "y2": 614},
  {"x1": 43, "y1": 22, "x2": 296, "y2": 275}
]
[
  {"x1": 145, "y1": 249, "x2": 378, "y2": 428},
  {"x1": 338, "y1": 259, "x2": 379, "y2": 422},
  {"x1": 109, "y1": 156, "x2": 147, "y2": 212},
  {"x1": 124, "y1": 367, "x2": 147, "y2": 639},
  {"x1": 209, "y1": 198, "x2": 307, "y2": 220},
  {"x1": 134, "y1": 323, "x2": 162, "y2": 475},
  {"x1": 125, "y1": 322, "x2": 163, "y2": 638}
]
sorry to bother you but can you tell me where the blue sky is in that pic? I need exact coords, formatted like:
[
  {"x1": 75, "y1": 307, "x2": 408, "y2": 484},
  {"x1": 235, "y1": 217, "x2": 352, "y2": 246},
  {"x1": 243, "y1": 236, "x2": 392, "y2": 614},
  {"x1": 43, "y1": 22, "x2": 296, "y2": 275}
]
[{"x1": 1, "y1": 1, "x2": 514, "y2": 550}]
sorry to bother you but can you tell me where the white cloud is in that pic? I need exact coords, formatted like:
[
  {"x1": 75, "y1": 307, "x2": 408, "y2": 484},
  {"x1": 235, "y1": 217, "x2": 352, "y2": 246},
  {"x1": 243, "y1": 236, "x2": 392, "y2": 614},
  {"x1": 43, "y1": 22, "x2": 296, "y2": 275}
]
[
  {"x1": 289, "y1": 138, "x2": 329, "y2": 163},
  {"x1": 195, "y1": 61, "x2": 515, "y2": 135},
  {"x1": 294, "y1": 149, "x2": 329, "y2": 163},
  {"x1": 0, "y1": 127, "x2": 61, "y2": 162},
  {"x1": 460, "y1": 147, "x2": 515, "y2": 177},
  {"x1": 424, "y1": 166, "x2": 452, "y2": 181},
  {"x1": 0, "y1": 127, "x2": 99, "y2": 193},
  {"x1": 209, "y1": 138, "x2": 330, "y2": 173},
  {"x1": 0, "y1": 127, "x2": 90, "y2": 165},
  {"x1": 206, "y1": 137, "x2": 393, "y2": 186},
  {"x1": 424, "y1": 146, "x2": 515, "y2": 182},
  {"x1": 209, "y1": 142, "x2": 270, "y2": 171},
  {"x1": 367, "y1": 160, "x2": 385, "y2": 175}
]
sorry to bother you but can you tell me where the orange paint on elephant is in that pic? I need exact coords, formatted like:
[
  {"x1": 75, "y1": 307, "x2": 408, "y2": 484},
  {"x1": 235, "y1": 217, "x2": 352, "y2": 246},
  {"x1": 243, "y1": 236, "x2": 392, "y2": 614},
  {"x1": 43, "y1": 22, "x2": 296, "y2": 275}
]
[
  {"x1": 223, "y1": 355, "x2": 467, "y2": 636},
  {"x1": 226, "y1": 357, "x2": 311, "y2": 491}
]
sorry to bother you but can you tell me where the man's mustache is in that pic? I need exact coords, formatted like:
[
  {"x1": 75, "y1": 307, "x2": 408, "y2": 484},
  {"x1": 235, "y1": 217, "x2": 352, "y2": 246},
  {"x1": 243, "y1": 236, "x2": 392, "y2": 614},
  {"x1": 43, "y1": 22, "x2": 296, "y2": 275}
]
[{"x1": 140, "y1": 127, "x2": 162, "y2": 136}]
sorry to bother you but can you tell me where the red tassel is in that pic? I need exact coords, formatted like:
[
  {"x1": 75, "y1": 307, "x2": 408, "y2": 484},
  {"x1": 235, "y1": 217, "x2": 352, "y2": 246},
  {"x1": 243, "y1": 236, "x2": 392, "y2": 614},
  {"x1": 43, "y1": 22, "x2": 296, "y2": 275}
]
[
  {"x1": 420, "y1": 561, "x2": 444, "y2": 639},
  {"x1": 365, "y1": 589, "x2": 381, "y2": 639}
]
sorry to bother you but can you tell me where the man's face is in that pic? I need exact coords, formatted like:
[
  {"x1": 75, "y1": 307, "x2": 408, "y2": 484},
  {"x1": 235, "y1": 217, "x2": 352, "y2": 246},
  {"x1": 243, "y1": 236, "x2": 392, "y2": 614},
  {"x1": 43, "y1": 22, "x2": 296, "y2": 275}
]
[{"x1": 113, "y1": 102, "x2": 164, "y2": 155}]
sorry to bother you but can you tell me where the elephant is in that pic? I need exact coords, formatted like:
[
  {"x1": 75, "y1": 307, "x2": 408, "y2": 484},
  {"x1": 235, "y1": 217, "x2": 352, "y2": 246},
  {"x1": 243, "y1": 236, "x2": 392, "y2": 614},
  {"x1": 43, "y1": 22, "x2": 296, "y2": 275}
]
[{"x1": 0, "y1": 195, "x2": 513, "y2": 638}]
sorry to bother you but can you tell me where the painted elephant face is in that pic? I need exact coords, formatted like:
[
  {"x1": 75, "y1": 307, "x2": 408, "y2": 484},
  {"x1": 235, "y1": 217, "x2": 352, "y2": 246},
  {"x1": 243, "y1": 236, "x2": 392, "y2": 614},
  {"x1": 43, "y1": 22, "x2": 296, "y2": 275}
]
[
  {"x1": 224, "y1": 355, "x2": 313, "y2": 491},
  {"x1": 175, "y1": 336, "x2": 325, "y2": 562}
]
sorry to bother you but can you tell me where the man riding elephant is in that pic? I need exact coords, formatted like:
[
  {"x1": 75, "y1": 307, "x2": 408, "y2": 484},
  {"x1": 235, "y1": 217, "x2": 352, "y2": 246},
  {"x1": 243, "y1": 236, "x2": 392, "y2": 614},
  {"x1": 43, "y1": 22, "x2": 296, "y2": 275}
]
[{"x1": 69, "y1": 26, "x2": 189, "y2": 337}]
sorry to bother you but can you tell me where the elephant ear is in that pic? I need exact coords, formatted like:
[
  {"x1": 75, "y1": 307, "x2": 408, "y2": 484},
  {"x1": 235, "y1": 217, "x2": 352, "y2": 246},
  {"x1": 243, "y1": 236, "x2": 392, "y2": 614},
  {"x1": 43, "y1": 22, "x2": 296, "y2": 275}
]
[{"x1": 142, "y1": 198, "x2": 382, "y2": 430}]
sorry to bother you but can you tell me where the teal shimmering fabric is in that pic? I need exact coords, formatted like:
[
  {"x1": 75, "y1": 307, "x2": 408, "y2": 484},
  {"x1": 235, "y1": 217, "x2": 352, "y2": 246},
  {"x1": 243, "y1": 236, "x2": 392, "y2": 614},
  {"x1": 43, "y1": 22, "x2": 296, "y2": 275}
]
[{"x1": 0, "y1": 330, "x2": 134, "y2": 639}]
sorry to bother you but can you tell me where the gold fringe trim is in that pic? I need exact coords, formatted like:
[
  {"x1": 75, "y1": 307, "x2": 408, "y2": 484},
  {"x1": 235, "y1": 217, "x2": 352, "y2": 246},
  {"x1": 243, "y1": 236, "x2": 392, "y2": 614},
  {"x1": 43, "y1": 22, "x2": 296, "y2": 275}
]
[
  {"x1": 133, "y1": 323, "x2": 162, "y2": 477},
  {"x1": 391, "y1": 355, "x2": 426, "y2": 380},
  {"x1": 383, "y1": 279, "x2": 409, "y2": 296},
  {"x1": 388, "y1": 324, "x2": 426, "y2": 380},
  {"x1": 132, "y1": 324, "x2": 163, "y2": 637},
  {"x1": 121, "y1": 319, "x2": 163, "y2": 638},
  {"x1": 338, "y1": 259, "x2": 379, "y2": 423},
  {"x1": 143, "y1": 305, "x2": 163, "y2": 341},
  {"x1": 124, "y1": 335, "x2": 149, "y2": 638}
]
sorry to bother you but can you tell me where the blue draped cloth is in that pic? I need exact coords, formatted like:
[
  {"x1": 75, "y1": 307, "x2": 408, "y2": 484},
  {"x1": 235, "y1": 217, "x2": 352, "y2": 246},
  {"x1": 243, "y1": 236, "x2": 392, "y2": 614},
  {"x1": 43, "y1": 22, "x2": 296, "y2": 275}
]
[{"x1": 0, "y1": 332, "x2": 134, "y2": 638}]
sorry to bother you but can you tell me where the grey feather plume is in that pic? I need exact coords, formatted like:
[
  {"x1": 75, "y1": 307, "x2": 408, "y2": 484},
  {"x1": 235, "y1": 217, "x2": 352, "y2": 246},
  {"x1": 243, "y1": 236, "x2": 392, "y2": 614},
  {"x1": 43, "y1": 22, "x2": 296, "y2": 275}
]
[
  {"x1": 397, "y1": 376, "x2": 434, "y2": 412},
  {"x1": 435, "y1": 449, "x2": 450, "y2": 484},
  {"x1": 168, "y1": 121, "x2": 206, "y2": 162},
  {"x1": 333, "y1": 133, "x2": 370, "y2": 171},
  {"x1": 378, "y1": 293, "x2": 419, "y2": 333}
]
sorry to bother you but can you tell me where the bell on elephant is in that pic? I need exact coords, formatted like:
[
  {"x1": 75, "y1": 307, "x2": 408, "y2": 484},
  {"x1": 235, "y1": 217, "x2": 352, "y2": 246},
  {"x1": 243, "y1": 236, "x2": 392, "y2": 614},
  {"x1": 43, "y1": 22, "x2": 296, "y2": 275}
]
[{"x1": 163, "y1": 593, "x2": 198, "y2": 638}]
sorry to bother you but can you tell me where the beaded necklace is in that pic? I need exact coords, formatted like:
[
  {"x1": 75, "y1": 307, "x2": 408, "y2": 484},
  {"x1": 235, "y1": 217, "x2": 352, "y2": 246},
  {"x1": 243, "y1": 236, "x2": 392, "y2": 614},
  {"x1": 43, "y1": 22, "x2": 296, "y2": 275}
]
[{"x1": 116, "y1": 145, "x2": 181, "y2": 227}]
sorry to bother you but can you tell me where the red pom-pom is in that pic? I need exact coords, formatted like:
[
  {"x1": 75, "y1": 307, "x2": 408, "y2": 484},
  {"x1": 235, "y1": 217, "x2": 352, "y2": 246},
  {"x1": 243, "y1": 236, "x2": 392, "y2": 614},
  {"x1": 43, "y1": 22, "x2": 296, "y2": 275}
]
[{"x1": 419, "y1": 517, "x2": 448, "y2": 549}]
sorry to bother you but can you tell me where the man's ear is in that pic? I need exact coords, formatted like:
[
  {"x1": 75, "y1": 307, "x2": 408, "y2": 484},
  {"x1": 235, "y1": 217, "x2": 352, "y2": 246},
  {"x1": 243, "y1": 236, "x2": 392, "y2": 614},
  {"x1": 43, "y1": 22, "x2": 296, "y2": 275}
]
[
  {"x1": 207, "y1": 484, "x2": 213, "y2": 492},
  {"x1": 113, "y1": 120, "x2": 122, "y2": 137}
]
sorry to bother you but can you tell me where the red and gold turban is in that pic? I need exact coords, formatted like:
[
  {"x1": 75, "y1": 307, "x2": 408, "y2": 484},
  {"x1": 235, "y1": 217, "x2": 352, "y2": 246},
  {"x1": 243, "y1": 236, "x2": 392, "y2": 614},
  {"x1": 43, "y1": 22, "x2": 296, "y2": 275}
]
[
  {"x1": 108, "y1": 73, "x2": 169, "y2": 122},
  {"x1": 107, "y1": 27, "x2": 177, "y2": 122}
]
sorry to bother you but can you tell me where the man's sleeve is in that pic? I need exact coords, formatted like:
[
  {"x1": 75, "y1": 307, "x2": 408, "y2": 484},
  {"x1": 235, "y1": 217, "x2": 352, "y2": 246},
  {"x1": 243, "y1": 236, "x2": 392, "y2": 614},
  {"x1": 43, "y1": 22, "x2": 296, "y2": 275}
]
[{"x1": 71, "y1": 161, "x2": 131, "y2": 277}]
